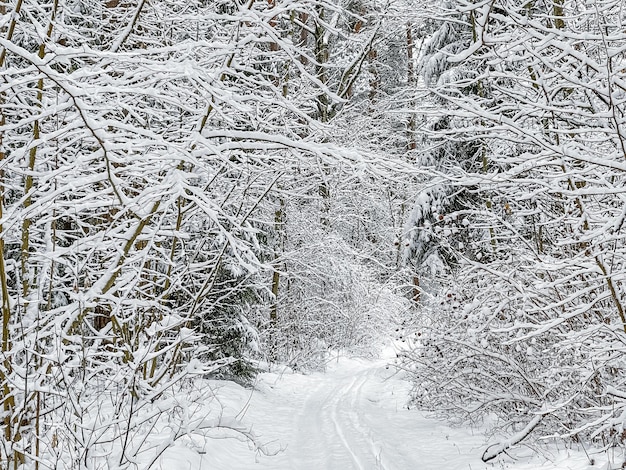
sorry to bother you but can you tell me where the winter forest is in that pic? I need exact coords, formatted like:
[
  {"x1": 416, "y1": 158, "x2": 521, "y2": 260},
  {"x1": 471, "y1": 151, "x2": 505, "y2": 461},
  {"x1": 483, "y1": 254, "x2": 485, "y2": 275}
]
[{"x1": 1, "y1": 0, "x2": 626, "y2": 468}]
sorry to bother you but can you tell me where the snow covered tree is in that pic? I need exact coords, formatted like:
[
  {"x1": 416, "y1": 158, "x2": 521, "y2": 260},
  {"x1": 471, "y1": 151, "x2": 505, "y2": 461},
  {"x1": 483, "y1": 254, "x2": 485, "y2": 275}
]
[
  {"x1": 0, "y1": 0, "x2": 392, "y2": 465},
  {"x1": 402, "y1": 0, "x2": 626, "y2": 459},
  {"x1": 255, "y1": 0, "x2": 417, "y2": 368}
]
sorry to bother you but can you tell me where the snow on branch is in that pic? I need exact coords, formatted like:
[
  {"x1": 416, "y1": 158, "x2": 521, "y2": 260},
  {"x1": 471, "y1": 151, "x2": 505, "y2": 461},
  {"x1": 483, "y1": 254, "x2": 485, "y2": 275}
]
[{"x1": 482, "y1": 415, "x2": 543, "y2": 462}]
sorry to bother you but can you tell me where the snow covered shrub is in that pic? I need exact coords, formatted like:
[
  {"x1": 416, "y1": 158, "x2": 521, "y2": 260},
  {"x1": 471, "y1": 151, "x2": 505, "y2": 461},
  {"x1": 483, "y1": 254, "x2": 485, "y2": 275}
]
[
  {"x1": 264, "y1": 230, "x2": 372, "y2": 370},
  {"x1": 261, "y1": 173, "x2": 405, "y2": 369},
  {"x1": 0, "y1": 0, "x2": 382, "y2": 465},
  {"x1": 405, "y1": 0, "x2": 626, "y2": 458},
  {"x1": 404, "y1": 231, "x2": 626, "y2": 458}
]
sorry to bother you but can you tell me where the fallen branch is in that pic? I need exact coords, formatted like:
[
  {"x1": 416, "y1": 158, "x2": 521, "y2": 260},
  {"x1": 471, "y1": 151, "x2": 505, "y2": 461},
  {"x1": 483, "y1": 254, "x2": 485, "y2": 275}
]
[{"x1": 482, "y1": 414, "x2": 543, "y2": 462}]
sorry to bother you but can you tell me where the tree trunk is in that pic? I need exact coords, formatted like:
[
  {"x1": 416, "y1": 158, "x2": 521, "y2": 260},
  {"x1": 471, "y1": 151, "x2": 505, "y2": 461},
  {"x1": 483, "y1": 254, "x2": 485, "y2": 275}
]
[{"x1": 406, "y1": 22, "x2": 417, "y2": 151}]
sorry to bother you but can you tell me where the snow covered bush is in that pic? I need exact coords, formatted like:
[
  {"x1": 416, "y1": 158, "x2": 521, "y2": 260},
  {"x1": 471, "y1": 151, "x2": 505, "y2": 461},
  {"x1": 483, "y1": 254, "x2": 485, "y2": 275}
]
[
  {"x1": 263, "y1": 185, "x2": 405, "y2": 370},
  {"x1": 403, "y1": 0, "x2": 626, "y2": 460},
  {"x1": 0, "y1": 0, "x2": 387, "y2": 466}
]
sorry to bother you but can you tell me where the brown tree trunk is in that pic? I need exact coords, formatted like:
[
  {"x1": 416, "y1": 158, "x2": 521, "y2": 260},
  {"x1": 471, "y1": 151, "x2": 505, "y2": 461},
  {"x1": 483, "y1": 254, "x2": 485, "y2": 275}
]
[{"x1": 406, "y1": 22, "x2": 417, "y2": 151}]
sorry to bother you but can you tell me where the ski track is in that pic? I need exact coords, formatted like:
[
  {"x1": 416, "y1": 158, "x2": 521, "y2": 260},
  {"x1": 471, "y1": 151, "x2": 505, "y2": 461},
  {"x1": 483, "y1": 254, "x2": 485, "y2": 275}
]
[
  {"x1": 167, "y1": 356, "x2": 605, "y2": 469},
  {"x1": 289, "y1": 363, "x2": 417, "y2": 470}
]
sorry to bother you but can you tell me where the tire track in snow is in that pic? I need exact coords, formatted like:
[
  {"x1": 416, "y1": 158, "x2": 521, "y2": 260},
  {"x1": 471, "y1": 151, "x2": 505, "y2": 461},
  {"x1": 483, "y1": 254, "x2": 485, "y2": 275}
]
[
  {"x1": 329, "y1": 369, "x2": 388, "y2": 470},
  {"x1": 291, "y1": 364, "x2": 393, "y2": 470},
  {"x1": 328, "y1": 375, "x2": 367, "y2": 469}
]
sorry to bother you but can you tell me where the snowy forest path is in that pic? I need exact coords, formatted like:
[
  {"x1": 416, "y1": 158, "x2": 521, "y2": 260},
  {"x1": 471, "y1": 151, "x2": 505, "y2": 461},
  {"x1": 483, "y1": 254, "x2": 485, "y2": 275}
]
[
  {"x1": 193, "y1": 351, "x2": 517, "y2": 470},
  {"x1": 290, "y1": 364, "x2": 389, "y2": 469},
  {"x1": 260, "y1": 352, "x2": 495, "y2": 470}
]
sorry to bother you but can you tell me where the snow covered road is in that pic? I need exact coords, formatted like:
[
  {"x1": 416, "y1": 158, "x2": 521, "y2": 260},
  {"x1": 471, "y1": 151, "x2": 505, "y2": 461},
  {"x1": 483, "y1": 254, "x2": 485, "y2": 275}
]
[
  {"x1": 285, "y1": 359, "x2": 491, "y2": 470},
  {"x1": 291, "y1": 366, "x2": 388, "y2": 469},
  {"x1": 160, "y1": 354, "x2": 607, "y2": 470}
]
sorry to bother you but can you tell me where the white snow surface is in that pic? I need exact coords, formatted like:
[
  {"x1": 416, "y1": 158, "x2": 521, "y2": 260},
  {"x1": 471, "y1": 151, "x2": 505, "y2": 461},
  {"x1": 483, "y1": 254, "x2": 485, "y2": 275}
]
[{"x1": 154, "y1": 347, "x2": 614, "y2": 470}]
